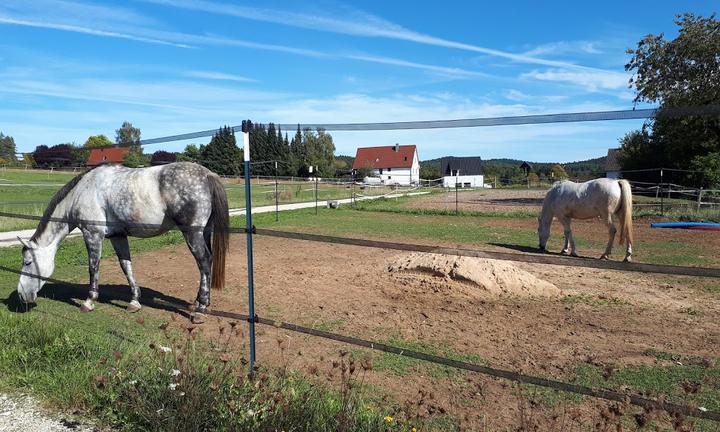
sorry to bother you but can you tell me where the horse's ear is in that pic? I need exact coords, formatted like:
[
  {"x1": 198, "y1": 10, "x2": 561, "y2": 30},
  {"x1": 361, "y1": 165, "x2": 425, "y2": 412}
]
[{"x1": 17, "y1": 237, "x2": 32, "y2": 249}]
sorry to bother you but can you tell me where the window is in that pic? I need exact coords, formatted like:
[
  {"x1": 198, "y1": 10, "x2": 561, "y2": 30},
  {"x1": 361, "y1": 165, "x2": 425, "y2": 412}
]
[
  {"x1": 404, "y1": 156, "x2": 407, "y2": 161},
  {"x1": 388, "y1": 167, "x2": 391, "y2": 172},
  {"x1": 379, "y1": 168, "x2": 383, "y2": 174},
  {"x1": 388, "y1": 176, "x2": 391, "y2": 179}
]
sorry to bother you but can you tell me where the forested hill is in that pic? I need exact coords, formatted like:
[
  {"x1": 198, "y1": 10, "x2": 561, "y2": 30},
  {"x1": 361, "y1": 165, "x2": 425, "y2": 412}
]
[{"x1": 420, "y1": 156, "x2": 606, "y2": 179}]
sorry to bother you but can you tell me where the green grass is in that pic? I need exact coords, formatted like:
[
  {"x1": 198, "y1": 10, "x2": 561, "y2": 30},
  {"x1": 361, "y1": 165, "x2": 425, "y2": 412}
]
[{"x1": 561, "y1": 294, "x2": 631, "y2": 307}]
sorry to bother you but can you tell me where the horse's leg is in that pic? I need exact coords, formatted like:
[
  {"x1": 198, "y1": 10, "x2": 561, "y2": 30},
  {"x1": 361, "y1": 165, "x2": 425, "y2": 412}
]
[
  {"x1": 561, "y1": 233, "x2": 570, "y2": 255},
  {"x1": 601, "y1": 214, "x2": 617, "y2": 260},
  {"x1": 183, "y1": 229, "x2": 212, "y2": 323},
  {"x1": 624, "y1": 240, "x2": 633, "y2": 263},
  {"x1": 110, "y1": 236, "x2": 141, "y2": 312},
  {"x1": 80, "y1": 230, "x2": 104, "y2": 312},
  {"x1": 559, "y1": 216, "x2": 578, "y2": 257}
]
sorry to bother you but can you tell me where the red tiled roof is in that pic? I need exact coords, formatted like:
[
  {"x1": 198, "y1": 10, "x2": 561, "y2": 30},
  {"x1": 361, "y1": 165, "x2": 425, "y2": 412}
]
[
  {"x1": 86, "y1": 147, "x2": 130, "y2": 166},
  {"x1": 352, "y1": 145, "x2": 417, "y2": 170}
]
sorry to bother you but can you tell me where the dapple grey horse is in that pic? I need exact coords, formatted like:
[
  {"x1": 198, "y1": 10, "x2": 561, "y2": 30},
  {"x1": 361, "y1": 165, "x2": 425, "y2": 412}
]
[
  {"x1": 538, "y1": 178, "x2": 634, "y2": 262},
  {"x1": 16, "y1": 162, "x2": 229, "y2": 323}
]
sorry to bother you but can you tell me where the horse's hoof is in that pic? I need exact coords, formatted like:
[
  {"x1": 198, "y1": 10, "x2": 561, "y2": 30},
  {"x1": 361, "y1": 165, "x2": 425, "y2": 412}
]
[
  {"x1": 189, "y1": 301, "x2": 199, "y2": 312},
  {"x1": 570, "y1": 253, "x2": 579, "y2": 258},
  {"x1": 560, "y1": 250, "x2": 568, "y2": 255},
  {"x1": 623, "y1": 257, "x2": 632, "y2": 263},
  {"x1": 599, "y1": 255, "x2": 609, "y2": 260},
  {"x1": 191, "y1": 312, "x2": 207, "y2": 324},
  {"x1": 80, "y1": 300, "x2": 95, "y2": 312},
  {"x1": 127, "y1": 300, "x2": 142, "y2": 313}
]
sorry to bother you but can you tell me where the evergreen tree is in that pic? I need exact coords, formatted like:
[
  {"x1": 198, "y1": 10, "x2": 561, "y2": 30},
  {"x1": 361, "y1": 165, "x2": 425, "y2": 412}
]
[
  {"x1": 200, "y1": 126, "x2": 241, "y2": 175},
  {"x1": 0, "y1": 132, "x2": 16, "y2": 163}
]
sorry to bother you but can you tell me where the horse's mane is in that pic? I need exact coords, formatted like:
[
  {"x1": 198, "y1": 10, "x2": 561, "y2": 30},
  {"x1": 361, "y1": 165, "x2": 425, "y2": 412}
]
[{"x1": 31, "y1": 165, "x2": 102, "y2": 241}]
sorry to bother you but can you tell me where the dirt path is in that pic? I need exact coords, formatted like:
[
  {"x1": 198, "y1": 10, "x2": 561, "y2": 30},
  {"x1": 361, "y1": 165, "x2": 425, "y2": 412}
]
[{"x1": 0, "y1": 394, "x2": 96, "y2": 432}]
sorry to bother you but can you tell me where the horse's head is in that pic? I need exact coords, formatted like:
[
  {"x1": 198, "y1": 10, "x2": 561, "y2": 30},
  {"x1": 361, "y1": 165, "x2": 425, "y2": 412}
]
[
  {"x1": 16, "y1": 238, "x2": 55, "y2": 303},
  {"x1": 537, "y1": 215, "x2": 550, "y2": 251}
]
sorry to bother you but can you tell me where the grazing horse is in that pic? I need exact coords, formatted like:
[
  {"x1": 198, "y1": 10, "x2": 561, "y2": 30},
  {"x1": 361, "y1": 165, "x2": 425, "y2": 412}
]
[
  {"x1": 538, "y1": 178, "x2": 633, "y2": 262},
  {"x1": 16, "y1": 162, "x2": 229, "y2": 323}
]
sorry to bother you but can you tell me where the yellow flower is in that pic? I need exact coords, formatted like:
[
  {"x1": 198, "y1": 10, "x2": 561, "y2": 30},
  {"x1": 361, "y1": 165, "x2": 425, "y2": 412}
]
[
  {"x1": 411, "y1": 428, "x2": 417, "y2": 432},
  {"x1": 383, "y1": 415, "x2": 394, "y2": 423}
]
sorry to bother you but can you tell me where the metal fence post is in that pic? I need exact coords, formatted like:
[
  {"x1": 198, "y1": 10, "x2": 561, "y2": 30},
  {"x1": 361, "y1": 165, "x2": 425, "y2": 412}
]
[
  {"x1": 242, "y1": 120, "x2": 257, "y2": 376},
  {"x1": 455, "y1": 179, "x2": 459, "y2": 216},
  {"x1": 315, "y1": 174, "x2": 318, "y2": 215}
]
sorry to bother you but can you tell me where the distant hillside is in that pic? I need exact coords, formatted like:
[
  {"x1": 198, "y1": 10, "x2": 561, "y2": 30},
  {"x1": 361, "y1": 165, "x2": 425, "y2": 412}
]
[
  {"x1": 335, "y1": 154, "x2": 606, "y2": 179},
  {"x1": 420, "y1": 156, "x2": 606, "y2": 178}
]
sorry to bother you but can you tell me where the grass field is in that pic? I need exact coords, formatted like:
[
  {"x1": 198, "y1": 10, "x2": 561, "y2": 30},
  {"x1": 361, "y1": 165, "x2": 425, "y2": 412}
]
[{"x1": 0, "y1": 169, "x2": 405, "y2": 232}]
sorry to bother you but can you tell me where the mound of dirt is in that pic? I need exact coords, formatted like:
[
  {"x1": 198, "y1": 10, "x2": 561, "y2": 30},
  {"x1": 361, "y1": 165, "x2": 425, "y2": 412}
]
[{"x1": 388, "y1": 253, "x2": 560, "y2": 298}]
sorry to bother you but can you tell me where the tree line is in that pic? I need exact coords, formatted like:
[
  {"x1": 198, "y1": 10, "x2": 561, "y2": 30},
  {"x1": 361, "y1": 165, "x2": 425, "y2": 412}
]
[{"x1": 11, "y1": 121, "x2": 338, "y2": 177}]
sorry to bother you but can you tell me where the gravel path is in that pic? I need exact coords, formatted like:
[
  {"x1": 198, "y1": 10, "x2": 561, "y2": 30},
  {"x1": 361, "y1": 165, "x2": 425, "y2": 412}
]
[{"x1": 0, "y1": 394, "x2": 96, "y2": 432}]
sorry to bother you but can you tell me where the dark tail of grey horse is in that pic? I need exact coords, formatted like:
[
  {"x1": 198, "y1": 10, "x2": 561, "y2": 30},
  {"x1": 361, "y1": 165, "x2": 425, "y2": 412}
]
[{"x1": 208, "y1": 175, "x2": 229, "y2": 290}]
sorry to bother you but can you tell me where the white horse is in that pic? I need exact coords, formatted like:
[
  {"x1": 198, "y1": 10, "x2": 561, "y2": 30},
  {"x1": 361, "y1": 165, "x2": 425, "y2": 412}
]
[
  {"x1": 538, "y1": 178, "x2": 633, "y2": 262},
  {"x1": 16, "y1": 162, "x2": 229, "y2": 323}
]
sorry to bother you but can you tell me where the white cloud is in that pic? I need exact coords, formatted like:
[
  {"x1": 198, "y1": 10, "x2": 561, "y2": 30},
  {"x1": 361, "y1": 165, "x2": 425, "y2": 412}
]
[
  {"x1": 346, "y1": 55, "x2": 490, "y2": 79},
  {"x1": 183, "y1": 70, "x2": 257, "y2": 83},
  {"x1": 522, "y1": 41, "x2": 602, "y2": 57},
  {"x1": 521, "y1": 69, "x2": 629, "y2": 91},
  {"x1": 0, "y1": 16, "x2": 193, "y2": 48},
  {"x1": 145, "y1": 0, "x2": 619, "y2": 73}
]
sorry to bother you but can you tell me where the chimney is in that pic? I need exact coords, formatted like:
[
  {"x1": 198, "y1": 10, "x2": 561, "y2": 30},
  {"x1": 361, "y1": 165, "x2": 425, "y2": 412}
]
[{"x1": 394, "y1": 143, "x2": 399, "y2": 152}]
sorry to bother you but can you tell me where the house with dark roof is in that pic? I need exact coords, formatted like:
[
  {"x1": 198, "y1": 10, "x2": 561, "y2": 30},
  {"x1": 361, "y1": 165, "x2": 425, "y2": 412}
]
[
  {"x1": 519, "y1": 161, "x2": 533, "y2": 175},
  {"x1": 605, "y1": 148, "x2": 622, "y2": 179},
  {"x1": 439, "y1": 156, "x2": 485, "y2": 188},
  {"x1": 352, "y1": 144, "x2": 419, "y2": 185},
  {"x1": 86, "y1": 146, "x2": 130, "y2": 167}
]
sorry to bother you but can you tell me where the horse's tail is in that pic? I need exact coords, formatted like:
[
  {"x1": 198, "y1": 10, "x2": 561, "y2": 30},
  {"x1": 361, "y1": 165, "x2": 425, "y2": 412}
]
[
  {"x1": 617, "y1": 179, "x2": 634, "y2": 246},
  {"x1": 208, "y1": 174, "x2": 229, "y2": 290}
]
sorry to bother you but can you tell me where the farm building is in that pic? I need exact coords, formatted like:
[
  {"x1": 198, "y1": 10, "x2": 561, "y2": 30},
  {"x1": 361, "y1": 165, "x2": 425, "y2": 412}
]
[
  {"x1": 605, "y1": 148, "x2": 622, "y2": 179},
  {"x1": 440, "y1": 156, "x2": 484, "y2": 188},
  {"x1": 86, "y1": 147, "x2": 130, "y2": 167},
  {"x1": 352, "y1": 144, "x2": 420, "y2": 185}
]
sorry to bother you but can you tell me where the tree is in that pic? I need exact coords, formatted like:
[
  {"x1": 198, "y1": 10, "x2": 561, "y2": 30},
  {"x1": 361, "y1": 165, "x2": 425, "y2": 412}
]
[
  {"x1": 84, "y1": 134, "x2": 113, "y2": 148},
  {"x1": 177, "y1": 144, "x2": 201, "y2": 163},
  {"x1": 33, "y1": 144, "x2": 75, "y2": 168},
  {"x1": 150, "y1": 150, "x2": 177, "y2": 165},
  {"x1": 115, "y1": 121, "x2": 141, "y2": 146},
  {"x1": 0, "y1": 132, "x2": 16, "y2": 163},
  {"x1": 289, "y1": 125, "x2": 305, "y2": 176},
  {"x1": 303, "y1": 128, "x2": 335, "y2": 177},
  {"x1": 622, "y1": 13, "x2": 720, "y2": 179},
  {"x1": 200, "y1": 126, "x2": 241, "y2": 175},
  {"x1": 551, "y1": 164, "x2": 568, "y2": 179},
  {"x1": 420, "y1": 164, "x2": 440, "y2": 180},
  {"x1": 690, "y1": 152, "x2": 720, "y2": 188}
]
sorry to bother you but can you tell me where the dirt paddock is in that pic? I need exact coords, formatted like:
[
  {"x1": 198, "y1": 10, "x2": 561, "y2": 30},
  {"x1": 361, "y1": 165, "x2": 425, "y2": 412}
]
[{"x1": 93, "y1": 232, "x2": 720, "y2": 430}]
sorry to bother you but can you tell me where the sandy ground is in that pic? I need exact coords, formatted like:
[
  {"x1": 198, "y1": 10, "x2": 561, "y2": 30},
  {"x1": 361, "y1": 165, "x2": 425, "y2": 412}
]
[
  {"x1": 72, "y1": 232, "x2": 720, "y2": 430},
  {"x1": 404, "y1": 189, "x2": 547, "y2": 213}
]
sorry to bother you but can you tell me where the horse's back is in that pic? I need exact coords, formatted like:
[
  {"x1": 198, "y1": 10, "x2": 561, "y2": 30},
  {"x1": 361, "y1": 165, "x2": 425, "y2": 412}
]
[
  {"x1": 543, "y1": 178, "x2": 622, "y2": 219},
  {"x1": 78, "y1": 163, "x2": 216, "y2": 236}
]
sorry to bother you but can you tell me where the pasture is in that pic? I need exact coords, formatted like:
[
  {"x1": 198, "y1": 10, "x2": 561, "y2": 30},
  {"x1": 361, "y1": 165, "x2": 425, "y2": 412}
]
[{"x1": 1, "y1": 182, "x2": 719, "y2": 430}]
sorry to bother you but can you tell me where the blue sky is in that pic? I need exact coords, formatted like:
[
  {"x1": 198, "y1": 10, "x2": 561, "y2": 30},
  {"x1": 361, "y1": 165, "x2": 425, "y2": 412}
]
[{"x1": 0, "y1": 0, "x2": 715, "y2": 162}]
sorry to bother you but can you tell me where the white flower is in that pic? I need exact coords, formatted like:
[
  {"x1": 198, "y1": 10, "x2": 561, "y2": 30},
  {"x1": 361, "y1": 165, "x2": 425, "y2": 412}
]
[
  {"x1": 179, "y1": 392, "x2": 185, "y2": 397},
  {"x1": 699, "y1": 407, "x2": 708, "y2": 412},
  {"x1": 170, "y1": 369, "x2": 181, "y2": 377},
  {"x1": 128, "y1": 380, "x2": 138, "y2": 386},
  {"x1": 169, "y1": 383, "x2": 178, "y2": 390},
  {"x1": 159, "y1": 346, "x2": 172, "y2": 353}
]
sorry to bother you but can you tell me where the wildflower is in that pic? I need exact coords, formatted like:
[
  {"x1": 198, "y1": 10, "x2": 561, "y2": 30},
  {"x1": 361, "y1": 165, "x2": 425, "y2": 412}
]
[
  {"x1": 170, "y1": 369, "x2": 181, "y2": 377},
  {"x1": 384, "y1": 415, "x2": 394, "y2": 423},
  {"x1": 700, "y1": 407, "x2": 708, "y2": 412},
  {"x1": 128, "y1": 380, "x2": 138, "y2": 386},
  {"x1": 159, "y1": 346, "x2": 172, "y2": 353},
  {"x1": 169, "y1": 383, "x2": 178, "y2": 390},
  {"x1": 179, "y1": 392, "x2": 185, "y2": 397},
  {"x1": 411, "y1": 428, "x2": 417, "y2": 432}
]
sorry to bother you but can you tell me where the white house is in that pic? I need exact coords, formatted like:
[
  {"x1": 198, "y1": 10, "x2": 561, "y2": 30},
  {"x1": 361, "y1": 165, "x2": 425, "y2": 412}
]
[
  {"x1": 605, "y1": 148, "x2": 622, "y2": 179},
  {"x1": 440, "y1": 156, "x2": 484, "y2": 188},
  {"x1": 352, "y1": 144, "x2": 420, "y2": 185}
]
